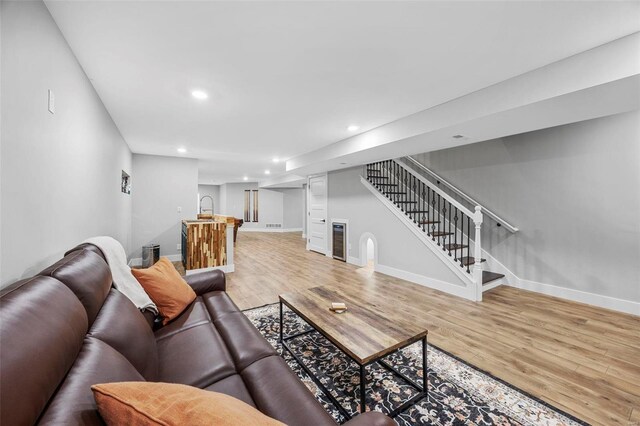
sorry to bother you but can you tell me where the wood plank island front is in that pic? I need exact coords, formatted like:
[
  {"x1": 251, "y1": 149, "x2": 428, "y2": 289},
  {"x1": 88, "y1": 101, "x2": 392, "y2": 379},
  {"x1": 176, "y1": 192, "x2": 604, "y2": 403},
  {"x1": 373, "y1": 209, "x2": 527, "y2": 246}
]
[{"x1": 181, "y1": 215, "x2": 235, "y2": 273}]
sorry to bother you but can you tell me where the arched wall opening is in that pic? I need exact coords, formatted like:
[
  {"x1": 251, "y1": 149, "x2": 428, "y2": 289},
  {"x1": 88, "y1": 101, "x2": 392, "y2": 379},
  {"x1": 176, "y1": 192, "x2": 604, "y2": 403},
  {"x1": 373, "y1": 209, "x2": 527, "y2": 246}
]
[{"x1": 358, "y1": 232, "x2": 378, "y2": 270}]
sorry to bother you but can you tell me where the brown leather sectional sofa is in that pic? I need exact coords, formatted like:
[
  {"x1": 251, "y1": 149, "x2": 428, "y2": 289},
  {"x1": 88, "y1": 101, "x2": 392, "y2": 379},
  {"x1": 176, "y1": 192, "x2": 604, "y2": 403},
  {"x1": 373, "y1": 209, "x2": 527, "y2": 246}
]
[{"x1": 0, "y1": 244, "x2": 394, "y2": 426}]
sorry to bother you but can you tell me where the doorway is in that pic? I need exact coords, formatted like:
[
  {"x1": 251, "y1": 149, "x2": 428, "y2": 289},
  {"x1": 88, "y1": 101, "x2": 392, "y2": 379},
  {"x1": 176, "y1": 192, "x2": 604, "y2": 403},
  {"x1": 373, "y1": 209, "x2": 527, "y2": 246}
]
[
  {"x1": 366, "y1": 238, "x2": 375, "y2": 268},
  {"x1": 307, "y1": 174, "x2": 328, "y2": 254}
]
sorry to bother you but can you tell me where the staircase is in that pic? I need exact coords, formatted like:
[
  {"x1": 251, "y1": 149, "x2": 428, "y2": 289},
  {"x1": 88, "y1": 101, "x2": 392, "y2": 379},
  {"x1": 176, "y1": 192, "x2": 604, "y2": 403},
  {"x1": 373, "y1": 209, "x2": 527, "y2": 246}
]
[{"x1": 363, "y1": 159, "x2": 506, "y2": 301}]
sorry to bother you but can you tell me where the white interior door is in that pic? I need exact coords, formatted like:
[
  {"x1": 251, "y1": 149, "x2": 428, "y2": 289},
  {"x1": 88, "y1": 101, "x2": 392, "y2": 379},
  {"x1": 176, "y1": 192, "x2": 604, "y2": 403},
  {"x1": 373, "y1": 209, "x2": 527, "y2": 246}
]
[{"x1": 307, "y1": 174, "x2": 327, "y2": 254}]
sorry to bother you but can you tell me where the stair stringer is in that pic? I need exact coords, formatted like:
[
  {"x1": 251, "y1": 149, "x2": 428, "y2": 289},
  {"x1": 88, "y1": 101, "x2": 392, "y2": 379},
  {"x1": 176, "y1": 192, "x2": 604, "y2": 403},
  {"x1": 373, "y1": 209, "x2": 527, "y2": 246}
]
[{"x1": 361, "y1": 176, "x2": 481, "y2": 301}]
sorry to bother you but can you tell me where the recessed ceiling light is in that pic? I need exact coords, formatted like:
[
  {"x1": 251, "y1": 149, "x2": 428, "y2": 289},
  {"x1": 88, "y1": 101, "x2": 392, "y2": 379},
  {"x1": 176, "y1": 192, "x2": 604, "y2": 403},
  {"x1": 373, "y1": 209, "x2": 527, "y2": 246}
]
[
  {"x1": 347, "y1": 125, "x2": 360, "y2": 132},
  {"x1": 452, "y1": 134, "x2": 465, "y2": 139},
  {"x1": 264, "y1": 170, "x2": 271, "y2": 175},
  {"x1": 191, "y1": 90, "x2": 208, "y2": 100},
  {"x1": 243, "y1": 176, "x2": 248, "y2": 181},
  {"x1": 177, "y1": 147, "x2": 187, "y2": 153},
  {"x1": 272, "y1": 157, "x2": 280, "y2": 163}
]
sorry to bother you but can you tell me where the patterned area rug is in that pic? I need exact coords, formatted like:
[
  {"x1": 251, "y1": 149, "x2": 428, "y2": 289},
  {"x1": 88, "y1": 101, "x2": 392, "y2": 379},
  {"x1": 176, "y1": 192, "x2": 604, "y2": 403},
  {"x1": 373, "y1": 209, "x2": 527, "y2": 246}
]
[{"x1": 244, "y1": 303, "x2": 588, "y2": 426}]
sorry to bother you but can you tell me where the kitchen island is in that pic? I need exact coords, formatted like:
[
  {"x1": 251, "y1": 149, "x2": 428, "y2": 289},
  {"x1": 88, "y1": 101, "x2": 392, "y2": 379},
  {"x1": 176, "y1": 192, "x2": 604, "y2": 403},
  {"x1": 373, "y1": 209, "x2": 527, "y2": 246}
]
[{"x1": 181, "y1": 215, "x2": 235, "y2": 274}]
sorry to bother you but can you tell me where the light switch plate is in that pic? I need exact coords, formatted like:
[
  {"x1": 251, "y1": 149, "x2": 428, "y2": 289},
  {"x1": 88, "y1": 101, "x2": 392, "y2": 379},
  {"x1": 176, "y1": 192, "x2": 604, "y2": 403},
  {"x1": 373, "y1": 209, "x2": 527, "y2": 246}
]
[
  {"x1": 177, "y1": 206, "x2": 182, "y2": 213},
  {"x1": 47, "y1": 89, "x2": 55, "y2": 114},
  {"x1": 177, "y1": 244, "x2": 181, "y2": 250}
]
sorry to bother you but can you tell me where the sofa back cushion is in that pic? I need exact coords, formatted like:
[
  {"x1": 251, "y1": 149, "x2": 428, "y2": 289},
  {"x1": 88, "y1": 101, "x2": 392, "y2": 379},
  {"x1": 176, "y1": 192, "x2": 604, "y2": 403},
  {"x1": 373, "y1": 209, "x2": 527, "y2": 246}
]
[
  {"x1": 65, "y1": 243, "x2": 106, "y2": 261},
  {"x1": 0, "y1": 276, "x2": 88, "y2": 426},
  {"x1": 38, "y1": 249, "x2": 112, "y2": 326},
  {"x1": 89, "y1": 289, "x2": 159, "y2": 380},
  {"x1": 64, "y1": 243, "x2": 158, "y2": 329},
  {"x1": 38, "y1": 337, "x2": 145, "y2": 425}
]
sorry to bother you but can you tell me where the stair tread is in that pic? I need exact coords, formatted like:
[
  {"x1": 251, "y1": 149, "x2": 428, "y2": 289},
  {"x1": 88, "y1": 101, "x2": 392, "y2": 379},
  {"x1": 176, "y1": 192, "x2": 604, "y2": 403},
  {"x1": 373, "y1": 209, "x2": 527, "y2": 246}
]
[
  {"x1": 455, "y1": 256, "x2": 487, "y2": 266},
  {"x1": 385, "y1": 191, "x2": 405, "y2": 194},
  {"x1": 395, "y1": 201, "x2": 417, "y2": 203},
  {"x1": 444, "y1": 243, "x2": 468, "y2": 250},
  {"x1": 368, "y1": 176, "x2": 389, "y2": 180},
  {"x1": 419, "y1": 220, "x2": 440, "y2": 224},
  {"x1": 376, "y1": 184, "x2": 398, "y2": 187},
  {"x1": 431, "y1": 231, "x2": 453, "y2": 237},
  {"x1": 407, "y1": 210, "x2": 429, "y2": 213},
  {"x1": 482, "y1": 271, "x2": 505, "y2": 285}
]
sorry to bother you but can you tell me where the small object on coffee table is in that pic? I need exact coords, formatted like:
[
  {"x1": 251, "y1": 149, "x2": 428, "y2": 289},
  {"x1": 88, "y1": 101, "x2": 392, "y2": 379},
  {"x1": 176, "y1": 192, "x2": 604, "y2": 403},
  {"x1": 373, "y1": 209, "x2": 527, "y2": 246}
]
[{"x1": 330, "y1": 302, "x2": 347, "y2": 313}]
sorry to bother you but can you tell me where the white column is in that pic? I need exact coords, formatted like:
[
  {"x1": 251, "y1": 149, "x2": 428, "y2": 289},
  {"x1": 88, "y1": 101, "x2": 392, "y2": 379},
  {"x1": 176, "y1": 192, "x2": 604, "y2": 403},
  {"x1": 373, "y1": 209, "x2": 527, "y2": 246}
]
[
  {"x1": 225, "y1": 223, "x2": 235, "y2": 273},
  {"x1": 473, "y1": 206, "x2": 483, "y2": 301}
]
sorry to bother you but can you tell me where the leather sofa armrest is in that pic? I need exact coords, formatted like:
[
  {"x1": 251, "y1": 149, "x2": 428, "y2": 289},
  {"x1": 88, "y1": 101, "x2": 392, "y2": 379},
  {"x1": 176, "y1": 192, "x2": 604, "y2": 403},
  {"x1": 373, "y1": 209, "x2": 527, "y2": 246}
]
[
  {"x1": 342, "y1": 412, "x2": 396, "y2": 426},
  {"x1": 183, "y1": 270, "x2": 226, "y2": 295}
]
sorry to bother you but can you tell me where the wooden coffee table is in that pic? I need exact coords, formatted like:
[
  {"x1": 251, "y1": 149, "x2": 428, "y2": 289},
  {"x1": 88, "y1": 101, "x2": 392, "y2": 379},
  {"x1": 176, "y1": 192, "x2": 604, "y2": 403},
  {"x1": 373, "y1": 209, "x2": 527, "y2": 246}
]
[{"x1": 279, "y1": 285, "x2": 428, "y2": 420}]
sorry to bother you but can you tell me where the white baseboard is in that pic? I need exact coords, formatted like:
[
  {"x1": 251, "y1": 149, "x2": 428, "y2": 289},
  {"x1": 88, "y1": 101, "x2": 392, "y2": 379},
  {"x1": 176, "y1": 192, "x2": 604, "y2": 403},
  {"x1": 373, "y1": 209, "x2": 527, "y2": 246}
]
[
  {"x1": 376, "y1": 263, "x2": 474, "y2": 301},
  {"x1": 347, "y1": 256, "x2": 362, "y2": 266},
  {"x1": 129, "y1": 254, "x2": 182, "y2": 268},
  {"x1": 511, "y1": 279, "x2": 639, "y2": 316},
  {"x1": 239, "y1": 228, "x2": 303, "y2": 233}
]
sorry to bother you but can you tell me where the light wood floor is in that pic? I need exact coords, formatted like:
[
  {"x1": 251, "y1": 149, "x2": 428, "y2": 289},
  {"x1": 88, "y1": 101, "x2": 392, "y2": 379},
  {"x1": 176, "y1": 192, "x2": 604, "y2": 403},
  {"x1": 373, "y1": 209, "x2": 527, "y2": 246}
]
[{"x1": 225, "y1": 232, "x2": 639, "y2": 425}]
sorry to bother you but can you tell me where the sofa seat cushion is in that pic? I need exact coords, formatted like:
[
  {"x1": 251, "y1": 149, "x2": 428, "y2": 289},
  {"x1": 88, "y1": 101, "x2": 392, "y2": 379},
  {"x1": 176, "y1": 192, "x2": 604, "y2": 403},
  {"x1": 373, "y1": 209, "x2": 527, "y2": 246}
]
[
  {"x1": 214, "y1": 311, "x2": 276, "y2": 371},
  {"x1": 89, "y1": 289, "x2": 158, "y2": 381},
  {"x1": 203, "y1": 374, "x2": 256, "y2": 408},
  {"x1": 38, "y1": 338, "x2": 145, "y2": 426},
  {"x1": 156, "y1": 322, "x2": 235, "y2": 387},
  {"x1": 154, "y1": 296, "x2": 211, "y2": 340},
  {"x1": 202, "y1": 291, "x2": 239, "y2": 320},
  {"x1": 241, "y1": 356, "x2": 336, "y2": 426}
]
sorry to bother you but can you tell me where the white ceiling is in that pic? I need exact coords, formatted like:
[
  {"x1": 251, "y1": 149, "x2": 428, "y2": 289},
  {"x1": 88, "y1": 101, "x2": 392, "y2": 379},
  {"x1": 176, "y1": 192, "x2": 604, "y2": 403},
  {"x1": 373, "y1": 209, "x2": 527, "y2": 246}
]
[{"x1": 45, "y1": 1, "x2": 640, "y2": 184}]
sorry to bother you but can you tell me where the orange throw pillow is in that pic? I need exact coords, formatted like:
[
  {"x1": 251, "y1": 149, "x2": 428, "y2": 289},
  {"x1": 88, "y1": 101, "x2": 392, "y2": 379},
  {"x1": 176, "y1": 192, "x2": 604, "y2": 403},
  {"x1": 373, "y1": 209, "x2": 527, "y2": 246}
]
[
  {"x1": 92, "y1": 382, "x2": 286, "y2": 426},
  {"x1": 131, "y1": 257, "x2": 196, "y2": 325}
]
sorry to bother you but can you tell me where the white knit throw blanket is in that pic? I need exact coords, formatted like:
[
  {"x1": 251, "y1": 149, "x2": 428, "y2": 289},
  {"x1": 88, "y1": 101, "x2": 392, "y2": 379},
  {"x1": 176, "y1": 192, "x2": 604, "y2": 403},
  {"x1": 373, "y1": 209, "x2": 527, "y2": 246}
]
[{"x1": 83, "y1": 236, "x2": 158, "y2": 314}]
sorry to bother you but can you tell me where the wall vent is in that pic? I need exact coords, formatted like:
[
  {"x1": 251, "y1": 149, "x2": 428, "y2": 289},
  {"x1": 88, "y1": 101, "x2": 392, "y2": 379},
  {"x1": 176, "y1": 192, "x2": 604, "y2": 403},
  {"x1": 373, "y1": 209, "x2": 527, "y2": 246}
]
[{"x1": 266, "y1": 223, "x2": 282, "y2": 228}]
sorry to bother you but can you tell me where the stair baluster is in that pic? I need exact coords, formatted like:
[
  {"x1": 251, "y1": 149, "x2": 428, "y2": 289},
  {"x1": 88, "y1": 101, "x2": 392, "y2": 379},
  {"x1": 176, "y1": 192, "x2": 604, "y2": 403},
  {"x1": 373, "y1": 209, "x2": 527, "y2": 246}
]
[
  {"x1": 467, "y1": 216, "x2": 471, "y2": 273},
  {"x1": 448, "y1": 203, "x2": 452, "y2": 256}
]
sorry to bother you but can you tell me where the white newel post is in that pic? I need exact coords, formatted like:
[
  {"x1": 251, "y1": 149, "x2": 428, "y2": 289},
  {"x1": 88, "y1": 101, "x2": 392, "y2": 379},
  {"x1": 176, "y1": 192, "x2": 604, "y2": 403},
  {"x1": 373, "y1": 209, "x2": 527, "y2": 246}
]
[{"x1": 473, "y1": 206, "x2": 483, "y2": 301}]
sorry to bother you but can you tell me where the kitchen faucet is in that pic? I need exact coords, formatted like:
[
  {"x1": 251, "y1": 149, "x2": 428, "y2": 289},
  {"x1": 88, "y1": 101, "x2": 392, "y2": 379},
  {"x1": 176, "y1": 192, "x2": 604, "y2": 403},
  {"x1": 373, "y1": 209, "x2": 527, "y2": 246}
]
[{"x1": 199, "y1": 195, "x2": 214, "y2": 215}]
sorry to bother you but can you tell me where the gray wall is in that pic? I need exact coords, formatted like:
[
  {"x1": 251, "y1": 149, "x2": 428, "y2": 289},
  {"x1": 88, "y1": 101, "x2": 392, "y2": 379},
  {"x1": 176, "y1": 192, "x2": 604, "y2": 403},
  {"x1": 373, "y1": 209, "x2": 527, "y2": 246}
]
[
  {"x1": 0, "y1": 0, "x2": 132, "y2": 286},
  {"x1": 327, "y1": 167, "x2": 465, "y2": 285},
  {"x1": 132, "y1": 154, "x2": 198, "y2": 259},
  {"x1": 198, "y1": 184, "x2": 220, "y2": 215},
  {"x1": 279, "y1": 188, "x2": 304, "y2": 229},
  {"x1": 219, "y1": 183, "x2": 227, "y2": 214},
  {"x1": 413, "y1": 111, "x2": 640, "y2": 302},
  {"x1": 219, "y1": 183, "x2": 289, "y2": 230}
]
